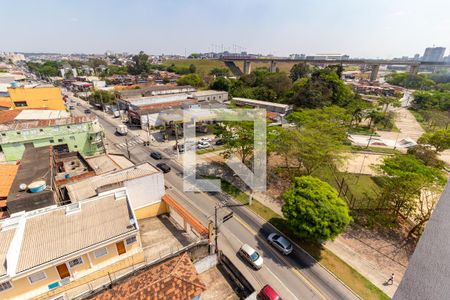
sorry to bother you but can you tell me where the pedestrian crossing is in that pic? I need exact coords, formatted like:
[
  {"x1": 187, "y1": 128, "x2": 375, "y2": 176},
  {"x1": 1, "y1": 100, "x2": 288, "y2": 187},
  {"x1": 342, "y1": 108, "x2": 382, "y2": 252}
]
[{"x1": 115, "y1": 137, "x2": 145, "y2": 149}]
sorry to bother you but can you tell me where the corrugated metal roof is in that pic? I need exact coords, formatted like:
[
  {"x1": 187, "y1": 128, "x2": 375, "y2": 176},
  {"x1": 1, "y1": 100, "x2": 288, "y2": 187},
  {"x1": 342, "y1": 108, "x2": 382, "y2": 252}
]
[
  {"x1": 0, "y1": 115, "x2": 96, "y2": 131},
  {"x1": 16, "y1": 192, "x2": 136, "y2": 273},
  {"x1": 0, "y1": 228, "x2": 15, "y2": 277}
]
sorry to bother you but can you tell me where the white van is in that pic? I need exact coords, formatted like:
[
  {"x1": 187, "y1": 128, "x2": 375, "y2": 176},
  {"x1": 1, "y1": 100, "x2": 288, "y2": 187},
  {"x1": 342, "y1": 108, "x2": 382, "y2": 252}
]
[{"x1": 116, "y1": 124, "x2": 128, "y2": 136}]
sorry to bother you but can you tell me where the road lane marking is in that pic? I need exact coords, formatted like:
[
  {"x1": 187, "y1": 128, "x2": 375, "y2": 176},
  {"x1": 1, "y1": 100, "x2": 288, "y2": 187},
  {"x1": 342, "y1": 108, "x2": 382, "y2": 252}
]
[{"x1": 233, "y1": 215, "x2": 328, "y2": 300}]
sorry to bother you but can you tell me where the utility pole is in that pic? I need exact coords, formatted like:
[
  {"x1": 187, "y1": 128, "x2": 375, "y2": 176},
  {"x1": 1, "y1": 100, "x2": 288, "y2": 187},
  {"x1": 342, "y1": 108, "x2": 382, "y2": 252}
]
[
  {"x1": 214, "y1": 205, "x2": 219, "y2": 253},
  {"x1": 125, "y1": 137, "x2": 131, "y2": 159}
]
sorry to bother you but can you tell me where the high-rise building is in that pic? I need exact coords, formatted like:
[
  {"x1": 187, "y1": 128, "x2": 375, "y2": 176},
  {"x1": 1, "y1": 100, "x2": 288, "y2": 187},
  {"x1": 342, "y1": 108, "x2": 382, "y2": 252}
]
[{"x1": 422, "y1": 47, "x2": 446, "y2": 62}]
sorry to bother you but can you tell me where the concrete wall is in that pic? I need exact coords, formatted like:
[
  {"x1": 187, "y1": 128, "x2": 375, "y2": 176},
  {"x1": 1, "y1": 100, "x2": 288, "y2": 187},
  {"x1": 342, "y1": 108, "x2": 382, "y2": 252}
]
[
  {"x1": 134, "y1": 201, "x2": 168, "y2": 220},
  {"x1": 124, "y1": 173, "x2": 165, "y2": 209}
]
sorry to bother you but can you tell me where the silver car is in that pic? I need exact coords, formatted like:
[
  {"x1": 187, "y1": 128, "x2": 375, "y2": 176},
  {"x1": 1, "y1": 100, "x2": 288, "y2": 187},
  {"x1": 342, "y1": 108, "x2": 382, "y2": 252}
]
[
  {"x1": 267, "y1": 233, "x2": 293, "y2": 255},
  {"x1": 239, "y1": 244, "x2": 263, "y2": 270}
]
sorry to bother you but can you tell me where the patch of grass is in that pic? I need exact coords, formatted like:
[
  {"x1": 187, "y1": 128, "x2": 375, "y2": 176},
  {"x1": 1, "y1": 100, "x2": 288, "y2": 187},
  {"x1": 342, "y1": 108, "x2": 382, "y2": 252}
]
[
  {"x1": 351, "y1": 145, "x2": 401, "y2": 155},
  {"x1": 162, "y1": 59, "x2": 228, "y2": 77},
  {"x1": 311, "y1": 165, "x2": 381, "y2": 209},
  {"x1": 348, "y1": 126, "x2": 379, "y2": 136},
  {"x1": 211, "y1": 176, "x2": 389, "y2": 300}
]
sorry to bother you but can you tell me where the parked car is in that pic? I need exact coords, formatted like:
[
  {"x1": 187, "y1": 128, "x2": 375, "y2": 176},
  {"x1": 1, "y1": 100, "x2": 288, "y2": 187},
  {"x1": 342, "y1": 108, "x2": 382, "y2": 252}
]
[
  {"x1": 84, "y1": 109, "x2": 91, "y2": 114},
  {"x1": 76, "y1": 102, "x2": 81, "y2": 106},
  {"x1": 150, "y1": 151, "x2": 162, "y2": 160},
  {"x1": 267, "y1": 233, "x2": 293, "y2": 255},
  {"x1": 238, "y1": 244, "x2": 263, "y2": 270},
  {"x1": 257, "y1": 284, "x2": 282, "y2": 300},
  {"x1": 69, "y1": 106, "x2": 74, "y2": 110},
  {"x1": 116, "y1": 125, "x2": 128, "y2": 136},
  {"x1": 156, "y1": 163, "x2": 171, "y2": 173},
  {"x1": 200, "y1": 137, "x2": 212, "y2": 142},
  {"x1": 215, "y1": 139, "x2": 225, "y2": 146},
  {"x1": 197, "y1": 141, "x2": 211, "y2": 149}
]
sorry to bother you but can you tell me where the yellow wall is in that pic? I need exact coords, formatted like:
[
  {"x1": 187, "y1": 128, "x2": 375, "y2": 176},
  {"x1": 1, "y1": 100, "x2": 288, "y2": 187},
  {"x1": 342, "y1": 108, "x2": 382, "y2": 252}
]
[
  {"x1": 2, "y1": 265, "x2": 61, "y2": 299},
  {"x1": 8, "y1": 87, "x2": 65, "y2": 110},
  {"x1": 0, "y1": 237, "x2": 144, "y2": 300},
  {"x1": 134, "y1": 201, "x2": 168, "y2": 220}
]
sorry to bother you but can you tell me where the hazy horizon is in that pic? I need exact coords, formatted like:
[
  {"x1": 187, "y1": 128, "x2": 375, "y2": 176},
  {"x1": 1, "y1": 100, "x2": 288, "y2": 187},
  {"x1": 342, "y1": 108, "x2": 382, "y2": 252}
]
[{"x1": 1, "y1": 0, "x2": 450, "y2": 58}]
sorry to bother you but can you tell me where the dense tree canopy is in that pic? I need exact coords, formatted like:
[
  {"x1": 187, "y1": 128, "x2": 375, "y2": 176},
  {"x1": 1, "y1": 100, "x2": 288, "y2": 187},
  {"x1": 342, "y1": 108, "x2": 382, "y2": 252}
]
[
  {"x1": 128, "y1": 51, "x2": 151, "y2": 76},
  {"x1": 385, "y1": 73, "x2": 435, "y2": 90},
  {"x1": 88, "y1": 90, "x2": 117, "y2": 105},
  {"x1": 282, "y1": 176, "x2": 351, "y2": 241},
  {"x1": 289, "y1": 63, "x2": 311, "y2": 81},
  {"x1": 412, "y1": 90, "x2": 450, "y2": 111},
  {"x1": 177, "y1": 73, "x2": 204, "y2": 87},
  {"x1": 209, "y1": 77, "x2": 232, "y2": 91},
  {"x1": 418, "y1": 129, "x2": 450, "y2": 152}
]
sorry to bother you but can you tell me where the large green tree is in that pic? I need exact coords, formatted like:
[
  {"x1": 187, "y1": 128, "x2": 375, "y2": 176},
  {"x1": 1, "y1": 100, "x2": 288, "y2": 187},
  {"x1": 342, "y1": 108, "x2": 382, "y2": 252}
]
[
  {"x1": 128, "y1": 51, "x2": 151, "y2": 76},
  {"x1": 289, "y1": 63, "x2": 311, "y2": 81},
  {"x1": 214, "y1": 121, "x2": 254, "y2": 165},
  {"x1": 418, "y1": 129, "x2": 450, "y2": 152},
  {"x1": 282, "y1": 176, "x2": 351, "y2": 241},
  {"x1": 177, "y1": 74, "x2": 204, "y2": 87}
]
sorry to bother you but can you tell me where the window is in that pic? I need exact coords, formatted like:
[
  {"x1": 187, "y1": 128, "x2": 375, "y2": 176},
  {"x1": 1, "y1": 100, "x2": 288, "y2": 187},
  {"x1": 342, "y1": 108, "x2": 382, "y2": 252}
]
[
  {"x1": 69, "y1": 136, "x2": 75, "y2": 140},
  {"x1": 16, "y1": 132, "x2": 20, "y2": 135},
  {"x1": 28, "y1": 271, "x2": 46, "y2": 284},
  {"x1": 74, "y1": 145, "x2": 78, "y2": 148},
  {"x1": 94, "y1": 247, "x2": 108, "y2": 258},
  {"x1": 68, "y1": 257, "x2": 83, "y2": 268},
  {"x1": 1, "y1": 133, "x2": 5, "y2": 136},
  {"x1": 125, "y1": 236, "x2": 137, "y2": 246},
  {"x1": 39, "y1": 129, "x2": 44, "y2": 132},
  {"x1": 67, "y1": 126, "x2": 71, "y2": 129},
  {"x1": 49, "y1": 139, "x2": 54, "y2": 143},
  {"x1": 0, "y1": 281, "x2": 12, "y2": 292},
  {"x1": 57, "y1": 139, "x2": 63, "y2": 142},
  {"x1": 14, "y1": 101, "x2": 27, "y2": 107}
]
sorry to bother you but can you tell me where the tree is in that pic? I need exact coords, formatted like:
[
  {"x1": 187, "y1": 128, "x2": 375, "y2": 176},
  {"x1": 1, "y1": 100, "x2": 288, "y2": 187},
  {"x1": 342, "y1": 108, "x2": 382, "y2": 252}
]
[
  {"x1": 88, "y1": 90, "x2": 117, "y2": 106},
  {"x1": 209, "y1": 67, "x2": 230, "y2": 77},
  {"x1": 289, "y1": 63, "x2": 311, "y2": 81},
  {"x1": 189, "y1": 64, "x2": 197, "y2": 74},
  {"x1": 214, "y1": 121, "x2": 254, "y2": 165},
  {"x1": 282, "y1": 176, "x2": 351, "y2": 241},
  {"x1": 377, "y1": 154, "x2": 445, "y2": 218},
  {"x1": 262, "y1": 72, "x2": 292, "y2": 99},
  {"x1": 177, "y1": 74, "x2": 204, "y2": 88},
  {"x1": 417, "y1": 129, "x2": 450, "y2": 152},
  {"x1": 407, "y1": 145, "x2": 445, "y2": 168},
  {"x1": 377, "y1": 96, "x2": 401, "y2": 114},
  {"x1": 209, "y1": 77, "x2": 232, "y2": 91},
  {"x1": 128, "y1": 51, "x2": 151, "y2": 76},
  {"x1": 385, "y1": 73, "x2": 435, "y2": 90}
]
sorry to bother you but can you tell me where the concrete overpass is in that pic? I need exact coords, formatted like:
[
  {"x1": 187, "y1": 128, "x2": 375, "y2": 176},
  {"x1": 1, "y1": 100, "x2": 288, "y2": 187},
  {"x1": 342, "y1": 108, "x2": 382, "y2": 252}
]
[{"x1": 221, "y1": 56, "x2": 450, "y2": 81}]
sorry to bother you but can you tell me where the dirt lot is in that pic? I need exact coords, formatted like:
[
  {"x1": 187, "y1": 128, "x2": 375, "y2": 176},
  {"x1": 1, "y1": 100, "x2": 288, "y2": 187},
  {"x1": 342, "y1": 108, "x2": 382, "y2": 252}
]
[{"x1": 199, "y1": 267, "x2": 239, "y2": 300}]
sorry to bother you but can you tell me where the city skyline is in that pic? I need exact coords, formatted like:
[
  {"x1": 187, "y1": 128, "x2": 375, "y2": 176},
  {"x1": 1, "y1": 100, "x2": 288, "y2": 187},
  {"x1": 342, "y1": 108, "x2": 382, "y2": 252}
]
[{"x1": 1, "y1": 0, "x2": 450, "y2": 58}]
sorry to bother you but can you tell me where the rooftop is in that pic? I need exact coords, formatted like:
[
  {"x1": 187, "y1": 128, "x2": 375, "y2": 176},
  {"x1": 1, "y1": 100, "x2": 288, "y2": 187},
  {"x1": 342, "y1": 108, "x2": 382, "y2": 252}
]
[
  {"x1": 0, "y1": 115, "x2": 97, "y2": 131},
  {"x1": 0, "y1": 189, "x2": 137, "y2": 277},
  {"x1": 7, "y1": 145, "x2": 56, "y2": 214},
  {"x1": 85, "y1": 153, "x2": 134, "y2": 175},
  {"x1": 191, "y1": 90, "x2": 228, "y2": 97},
  {"x1": 130, "y1": 99, "x2": 197, "y2": 114},
  {"x1": 118, "y1": 85, "x2": 195, "y2": 99},
  {"x1": 53, "y1": 151, "x2": 95, "y2": 184},
  {"x1": 0, "y1": 164, "x2": 19, "y2": 200},
  {"x1": 232, "y1": 97, "x2": 291, "y2": 109},
  {"x1": 66, "y1": 162, "x2": 160, "y2": 202},
  {"x1": 90, "y1": 252, "x2": 206, "y2": 300}
]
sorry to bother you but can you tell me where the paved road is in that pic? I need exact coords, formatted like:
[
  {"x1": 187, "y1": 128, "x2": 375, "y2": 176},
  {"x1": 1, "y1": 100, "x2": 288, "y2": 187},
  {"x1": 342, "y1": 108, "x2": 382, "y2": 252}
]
[{"x1": 68, "y1": 95, "x2": 360, "y2": 300}]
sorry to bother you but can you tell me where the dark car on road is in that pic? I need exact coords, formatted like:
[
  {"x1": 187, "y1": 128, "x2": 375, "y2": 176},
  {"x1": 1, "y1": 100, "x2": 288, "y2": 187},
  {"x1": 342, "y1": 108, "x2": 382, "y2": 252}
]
[
  {"x1": 84, "y1": 109, "x2": 91, "y2": 114},
  {"x1": 150, "y1": 151, "x2": 162, "y2": 160},
  {"x1": 156, "y1": 163, "x2": 171, "y2": 173},
  {"x1": 215, "y1": 139, "x2": 225, "y2": 146}
]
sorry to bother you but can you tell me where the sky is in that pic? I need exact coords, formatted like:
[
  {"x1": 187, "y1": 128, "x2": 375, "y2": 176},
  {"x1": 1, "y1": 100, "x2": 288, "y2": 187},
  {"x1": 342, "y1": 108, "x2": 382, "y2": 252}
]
[{"x1": 1, "y1": 0, "x2": 450, "y2": 58}]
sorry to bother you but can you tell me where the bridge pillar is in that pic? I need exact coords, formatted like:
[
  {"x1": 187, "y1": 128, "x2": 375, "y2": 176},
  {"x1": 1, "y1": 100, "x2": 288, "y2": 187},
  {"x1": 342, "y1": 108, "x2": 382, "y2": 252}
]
[
  {"x1": 409, "y1": 65, "x2": 419, "y2": 75},
  {"x1": 243, "y1": 61, "x2": 252, "y2": 75},
  {"x1": 269, "y1": 61, "x2": 277, "y2": 72},
  {"x1": 370, "y1": 64, "x2": 380, "y2": 82}
]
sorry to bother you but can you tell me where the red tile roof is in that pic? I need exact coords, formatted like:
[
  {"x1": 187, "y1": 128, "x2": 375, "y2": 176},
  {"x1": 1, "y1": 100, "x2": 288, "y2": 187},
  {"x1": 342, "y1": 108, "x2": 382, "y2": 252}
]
[
  {"x1": 0, "y1": 164, "x2": 19, "y2": 199},
  {"x1": 0, "y1": 110, "x2": 21, "y2": 124},
  {"x1": 91, "y1": 252, "x2": 206, "y2": 300}
]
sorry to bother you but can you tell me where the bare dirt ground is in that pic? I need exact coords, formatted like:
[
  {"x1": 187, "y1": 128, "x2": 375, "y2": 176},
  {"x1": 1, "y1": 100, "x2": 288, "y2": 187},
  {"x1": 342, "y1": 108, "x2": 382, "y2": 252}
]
[{"x1": 338, "y1": 152, "x2": 387, "y2": 175}]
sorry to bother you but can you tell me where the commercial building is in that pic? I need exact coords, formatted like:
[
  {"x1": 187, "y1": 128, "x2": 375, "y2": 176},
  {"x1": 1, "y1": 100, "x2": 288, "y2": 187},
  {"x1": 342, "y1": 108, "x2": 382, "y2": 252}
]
[
  {"x1": 117, "y1": 85, "x2": 195, "y2": 100},
  {"x1": 0, "y1": 111, "x2": 104, "y2": 161},
  {"x1": 232, "y1": 97, "x2": 292, "y2": 115},
  {"x1": 190, "y1": 90, "x2": 228, "y2": 102},
  {"x1": 422, "y1": 47, "x2": 446, "y2": 62},
  {"x1": 5, "y1": 86, "x2": 66, "y2": 110},
  {"x1": 0, "y1": 188, "x2": 143, "y2": 300}
]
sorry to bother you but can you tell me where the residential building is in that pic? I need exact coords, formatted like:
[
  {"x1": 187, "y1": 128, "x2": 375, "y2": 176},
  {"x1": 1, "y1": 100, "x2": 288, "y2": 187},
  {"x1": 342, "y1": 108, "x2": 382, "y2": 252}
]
[
  {"x1": 0, "y1": 188, "x2": 143, "y2": 300},
  {"x1": 232, "y1": 97, "x2": 292, "y2": 115},
  {"x1": 422, "y1": 47, "x2": 446, "y2": 62},
  {"x1": 5, "y1": 86, "x2": 66, "y2": 110},
  {"x1": 63, "y1": 162, "x2": 166, "y2": 220},
  {"x1": 394, "y1": 180, "x2": 450, "y2": 300},
  {"x1": 0, "y1": 112, "x2": 104, "y2": 161},
  {"x1": 190, "y1": 90, "x2": 228, "y2": 103}
]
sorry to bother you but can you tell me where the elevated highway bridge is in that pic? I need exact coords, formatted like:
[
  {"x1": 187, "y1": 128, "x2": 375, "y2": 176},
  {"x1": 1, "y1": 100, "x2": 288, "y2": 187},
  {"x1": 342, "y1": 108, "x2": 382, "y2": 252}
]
[{"x1": 220, "y1": 56, "x2": 450, "y2": 81}]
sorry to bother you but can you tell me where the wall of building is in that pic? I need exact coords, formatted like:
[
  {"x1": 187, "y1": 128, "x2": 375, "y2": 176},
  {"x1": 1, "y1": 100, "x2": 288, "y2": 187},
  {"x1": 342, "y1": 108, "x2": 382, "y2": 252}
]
[
  {"x1": 134, "y1": 201, "x2": 169, "y2": 220},
  {"x1": 0, "y1": 237, "x2": 143, "y2": 300},
  {"x1": 0, "y1": 122, "x2": 103, "y2": 161},
  {"x1": 8, "y1": 87, "x2": 65, "y2": 110}
]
